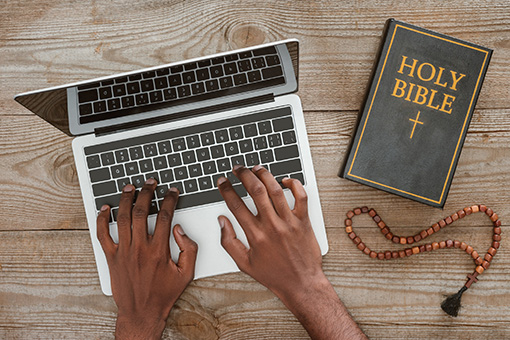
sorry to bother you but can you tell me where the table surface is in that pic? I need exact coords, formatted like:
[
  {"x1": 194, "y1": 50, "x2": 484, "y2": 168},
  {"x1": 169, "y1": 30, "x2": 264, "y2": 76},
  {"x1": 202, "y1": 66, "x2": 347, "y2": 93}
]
[{"x1": 1, "y1": 1, "x2": 509, "y2": 339}]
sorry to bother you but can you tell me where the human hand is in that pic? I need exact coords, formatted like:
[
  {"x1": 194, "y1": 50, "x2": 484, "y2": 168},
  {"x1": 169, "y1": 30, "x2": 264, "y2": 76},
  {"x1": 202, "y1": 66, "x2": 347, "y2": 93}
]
[
  {"x1": 217, "y1": 165, "x2": 328, "y2": 302},
  {"x1": 96, "y1": 179, "x2": 198, "y2": 340}
]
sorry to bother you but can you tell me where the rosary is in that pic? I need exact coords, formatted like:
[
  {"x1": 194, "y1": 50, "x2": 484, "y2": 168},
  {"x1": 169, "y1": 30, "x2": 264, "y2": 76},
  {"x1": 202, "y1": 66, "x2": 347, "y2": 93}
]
[{"x1": 345, "y1": 204, "x2": 501, "y2": 316}]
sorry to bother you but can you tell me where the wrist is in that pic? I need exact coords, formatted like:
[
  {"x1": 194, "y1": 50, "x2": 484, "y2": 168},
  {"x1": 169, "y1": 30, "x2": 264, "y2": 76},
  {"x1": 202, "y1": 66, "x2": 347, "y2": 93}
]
[{"x1": 115, "y1": 312, "x2": 168, "y2": 340}]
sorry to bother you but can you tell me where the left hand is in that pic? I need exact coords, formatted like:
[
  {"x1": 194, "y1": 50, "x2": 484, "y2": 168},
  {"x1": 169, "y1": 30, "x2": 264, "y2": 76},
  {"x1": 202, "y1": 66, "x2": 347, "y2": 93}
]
[{"x1": 96, "y1": 179, "x2": 198, "y2": 340}]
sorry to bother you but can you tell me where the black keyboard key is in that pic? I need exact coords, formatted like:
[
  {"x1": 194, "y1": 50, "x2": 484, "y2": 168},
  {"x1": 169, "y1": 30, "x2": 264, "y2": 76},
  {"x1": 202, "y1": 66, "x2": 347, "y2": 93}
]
[
  {"x1": 247, "y1": 70, "x2": 262, "y2": 82},
  {"x1": 142, "y1": 71, "x2": 156, "y2": 78},
  {"x1": 260, "y1": 150, "x2": 274, "y2": 163},
  {"x1": 200, "y1": 132, "x2": 215, "y2": 146},
  {"x1": 113, "y1": 84, "x2": 126, "y2": 97},
  {"x1": 224, "y1": 62, "x2": 237, "y2": 75},
  {"x1": 188, "y1": 164, "x2": 202, "y2": 178},
  {"x1": 273, "y1": 117, "x2": 294, "y2": 132},
  {"x1": 211, "y1": 57, "x2": 225, "y2": 65},
  {"x1": 139, "y1": 159, "x2": 154, "y2": 172},
  {"x1": 182, "y1": 151, "x2": 196, "y2": 164},
  {"x1": 78, "y1": 82, "x2": 100, "y2": 90},
  {"x1": 243, "y1": 124, "x2": 257, "y2": 137},
  {"x1": 93, "y1": 181, "x2": 117, "y2": 197},
  {"x1": 101, "y1": 152, "x2": 115, "y2": 166},
  {"x1": 237, "y1": 60, "x2": 251, "y2": 72},
  {"x1": 270, "y1": 159, "x2": 302, "y2": 176},
  {"x1": 226, "y1": 171, "x2": 240, "y2": 184},
  {"x1": 143, "y1": 144, "x2": 158, "y2": 157},
  {"x1": 205, "y1": 79, "x2": 220, "y2": 91},
  {"x1": 154, "y1": 77, "x2": 168, "y2": 89},
  {"x1": 290, "y1": 172, "x2": 305, "y2": 185},
  {"x1": 262, "y1": 65, "x2": 283, "y2": 79},
  {"x1": 169, "y1": 182, "x2": 184, "y2": 194},
  {"x1": 253, "y1": 46, "x2": 277, "y2": 56},
  {"x1": 231, "y1": 156, "x2": 245, "y2": 167},
  {"x1": 229, "y1": 127, "x2": 244, "y2": 140},
  {"x1": 265, "y1": 55, "x2": 280, "y2": 66},
  {"x1": 157, "y1": 141, "x2": 172, "y2": 154},
  {"x1": 153, "y1": 156, "x2": 168, "y2": 170},
  {"x1": 254, "y1": 136, "x2": 268, "y2": 150},
  {"x1": 211, "y1": 145, "x2": 225, "y2": 158},
  {"x1": 114, "y1": 77, "x2": 128, "y2": 84},
  {"x1": 233, "y1": 73, "x2": 248, "y2": 86},
  {"x1": 175, "y1": 184, "x2": 246, "y2": 210},
  {"x1": 258, "y1": 121, "x2": 272, "y2": 134},
  {"x1": 268, "y1": 134, "x2": 282, "y2": 147},
  {"x1": 107, "y1": 98, "x2": 121, "y2": 111},
  {"x1": 93, "y1": 101, "x2": 107, "y2": 113},
  {"x1": 129, "y1": 146, "x2": 144, "y2": 160},
  {"x1": 198, "y1": 176, "x2": 213, "y2": 190},
  {"x1": 174, "y1": 167, "x2": 188, "y2": 180},
  {"x1": 131, "y1": 175, "x2": 145, "y2": 188},
  {"x1": 117, "y1": 178, "x2": 131, "y2": 191},
  {"x1": 168, "y1": 154, "x2": 182, "y2": 167},
  {"x1": 217, "y1": 158, "x2": 231, "y2": 171},
  {"x1": 160, "y1": 169, "x2": 174, "y2": 183},
  {"x1": 90, "y1": 168, "x2": 111, "y2": 183},
  {"x1": 212, "y1": 173, "x2": 226, "y2": 187},
  {"x1": 129, "y1": 74, "x2": 142, "y2": 81},
  {"x1": 251, "y1": 57, "x2": 266, "y2": 69},
  {"x1": 79, "y1": 103, "x2": 93, "y2": 115},
  {"x1": 121, "y1": 96, "x2": 135, "y2": 108},
  {"x1": 156, "y1": 184, "x2": 169, "y2": 199},
  {"x1": 274, "y1": 145, "x2": 299, "y2": 161},
  {"x1": 140, "y1": 80, "x2": 153, "y2": 92},
  {"x1": 182, "y1": 71, "x2": 195, "y2": 84},
  {"x1": 149, "y1": 90, "x2": 163, "y2": 103},
  {"x1": 196, "y1": 68, "x2": 210, "y2": 81},
  {"x1": 177, "y1": 85, "x2": 191, "y2": 98},
  {"x1": 219, "y1": 76, "x2": 234, "y2": 89},
  {"x1": 198, "y1": 59, "x2": 211, "y2": 67},
  {"x1": 156, "y1": 68, "x2": 170, "y2": 76},
  {"x1": 78, "y1": 89, "x2": 98, "y2": 103},
  {"x1": 135, "y1": 93, "x2": 149, "y2": 105},
  {"x1": 215, "y1": 129, "x2": 229, "y2": 143},
  {"x1": 99, "y1": 87, "x2": 112, "y2": 99},
  {"x1": 184, "y1": 62, "x2": 197, "y2": 71},
  {"x1": 87, "y1": 155, "x2": 101, "y2": 169},
  {"x1": 282, "y1": 131, "x2": 297, "y2": 144},
  {"x1": 170, "y1": 65, "x2": 183, "y2": 73},
  {"x1": 172, "y1": 138, "x2": 186, "y2": 152},
  {"x1": 95, "y1": 193, "x2": 121, "y2": 210},
  {"x1": 210, "y1": 65, "x2": 224, "y2": 78},
  {"x1": 202, "y1": 161, "x2": 216, "y2": 175},
  {"x1": 111, "y1": 165, "x2": 126, "y2": 178},
  {"x1": 125, "y1": 162, "x2": 139, "y2": 175},
  {"x1": 184, "y1": 179, "x2": 198, "y2": 193},
  {"x1": 225, "y1": 142, "x2": 239, "y2": 156},
  {"x1": 225, "y1": 54, "x2": 238, "y2": 62},
  {"x1": 115, "y1": 149, "x2": 129, "y2": 163},
  {"x1": 127, "y1": 82, "x2": 140, "y2": 94},
  {"x1": 239, "y1": 51, "x2": 252, "y2": 59},
  {"x1": 163, "y1": 88, "x2": 177, "y2": 100},
  {"x1": 239, "y1": 139, "x2": 253, "y2": 153},
  {"x1": 191, "y1": 82, "x2": 205, "y2": 95},
  {"x1": 168, "y1": 74, "x2": 182, "y2": 86},
  {"x1": 196, "y1": 148, "x2": 210, "y2": 161},
  {"x1": 145, "y1": 172, "x2": 160, "y2": 183}
]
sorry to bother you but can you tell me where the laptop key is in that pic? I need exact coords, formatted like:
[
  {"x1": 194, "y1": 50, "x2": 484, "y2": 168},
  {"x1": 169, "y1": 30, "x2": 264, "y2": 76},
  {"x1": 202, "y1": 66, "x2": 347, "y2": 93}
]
[
  {"x1": 156, "y1": 184, "x2": 169, "y2": 199},
  {"x1": 198, "y1": 176, "x2": 212, "y2": 190},
  {"x1": 247, "y1": 70, "x2": 262, "y2": 82},
  {"x1": 290, "y1": 172, "x2": 305, "y2": 185},
  {"x1": 239, "y1": 139, "x2": 253, "y2": 153},
  {"x1": 170, "y1": 65, "x2": 183, "y2": 73},
  {"x1": 149, "y1": 90, "x2": 163, "y2": 103},
  {"x1": 174, "y1": 167, "x2": 188, "y2": 180},
  {"x1": 274, "y1": 145, "x2": 299, "y2": 161},
  {"x1": 212, "y1": 173, "x2": 225, "y2": 187},
  {"x1": 196, "y1": 68, "x2": 210, "y2": 81},
  {"x1": 157, "y1": 141, "x2": 172, "y2": 154},
  {"x1": 86, "y1": 155, "x2": 101, "y2": 169},
  {"x1": 107, "y1": 98, "x2": 121, "y2": 110},
  {"x1": 225, "y1": 142, "x2": 239, "y2": 156},
  {"x1": 253, "y1": 46, "x2": 277, "y2": 56},
  {"x1": 172, "y1": 138, "x2": 186, "y2": 152},
  {"x1": 154, "y1": 77, "x2": 168, "y2": 89},
  {"x1": 225, "y1": 53, "x2": 238, "y2": 62},
  {"x1": 184, "y1": 62, "x2": 197, "y2": 71},
  {"x1": 239, "y1": 51, "x2": 252, "y2": 59},
  {"x1": 143, "y1": 144, "x2": 158, "y2": 157},
  {"x1": 90, "y1": 168, "x2": 111, "y2": 183},
  {"x1": 156, "y1": 68, "x2": 170, "y2": 76},
  {"x1": 224, "y1": 62, "x2": 238, "y2": 75},
  {"x1": 270, "y1": 159, "x2": 302, "y2": 176},
  {"x1": 142, "y1": 71, "x2": 156, "y2": 78},
  {"x1": 211, "y1": 145, "x2": 225, "y2": 158},
  {"x1": 177, "y1": 85, "x2": 191, "y2": 98},
  {"x1": 135, "y1": 93, "x2": 149, "y2": 105},
  {"x1": 139, "y1": 159, "x2": 154, "y2": 172},
  {"x1": 202, "y1": 161, "x2": 216, "y2": 175},
  {"x1": 237, "y1": 60, "x2": 251, "y2": 72},
  {"x1": 211, "y1": 57, "x2": 225, "y2": 65},
  {"x1": 243, "y1": 123, "x2": 257, "y2": 137},
  {"x1": 200, "y1": 132, "x2": 215, "y2": 146},
  {"x1": 233, "y1": 73, "x2": 248, "y2": 86},
  {"x1": 131, "y1": 175, "x2": 145, "y2": 188},
  {"x1": 217, "y1": 158, "x2": 231, "y2": 172},
  {"x1": 254, "y1": 136, "x2": 268, "y2": 150},
  {"x1": 160, "y1": 169, "x2": 174, "y2": 183},
  {"x1": 186, "y1": 135, "x2": 201, "y2": 149},
  {"x1": 182, "y1": 151, "x2": 196, "y2": 164},
  {"x1": 93, "y1": 101, "x2": 107, "y2": 113},
  {"x1": 117, "y1": 178, "x2": 130, "y2": 191},
  {"x1": 258, "y1": 121, "x2": 272, "y2": 134},
  {"x1": 229, "y1": 127, "x2": 244, "y2": 140},
  {"x1": 93, "y1": 181, "x2": 117, "y2": 197},
  {"x1": 282, "y1": 131, "x2": 297, "y2": 144},
  {"x1": 198, "y1": 59, "x2": 211, "y2": 67},
  {"x1": 265, "y1": 55, "x2": 280, "y2": 66},
  {"x1": 205, "y1": 79, "x2": 220, "y2": 91},
  {"x1": 95, "y1": 193, "x2": 122, "y2": 210},
  {"x1": 101, "y1": 152, "x2": 115, "y2": 166},
  {"x1": 273, "y1": 117, "x2": 294, "y2": 132},
  {"x1": 113, "y1": 84, "x2": 126, "y2": 97},
  {"x1": 251, "y1": 57, "x2": 266, "y2": 69},
  {"x1": 78, "y1": 89, "x2": 98, "y2": 103},
  {"x1": 153, "y1": 156, "x2": 168, "y2": 170},
  {"x1": 219, "y1": 76, "x2": 233, "y2": 89},
  {"x1": 188, "y1": 164, "x2": 202, "y2": 178},
  {"x1": 184, "y1": 179, "x2": 199, "y2": 193},
  {"x1": 226, "y1": 171, "x2": 240, "y2": 184},
  {"x1": 129, "y1": 146, "x2": 144, "y2": 160},
  {"x1": 163, "y1": 88, "x2": 177, "y2": 100},
  {"x1": 259, "y1": 149, "x2": 274, "y2": 163},
  {"x1": 125, "y1": 162, "x2": 139, "y2": 175},
  {"x1": 121, "y1": 96, "x2": 135, "y2": 108},
  {"x1": 168, "y1": 74, "x2": 182, "y2": 87},
  {"x1": 191, "y1": 82, "x2": 205, "y2": 95},
  {"x1": 111, "y1": 165, "x2": 125, "y2": 178},
  {"x1": 210, "y1": 65, "x2": 223, "y2": 78},
  {"x1": 215, "y1": 129, "x2": 229, "y2": 143},
  {"x1": 79, "y1": 103, "x2": 93, "y2": 116},
  {"x1": 169, "y1": 181, "x2": 184, "y2": 194},
  {"x1": 145, "y1": 172, "x2": 160, "y2": 183},
  {"x1": 126, "y1": 82, "x2": 140, "y2": 94},
  {"x1": 262, "y1": 65, "x2": 283, "y2": 79},
  {"x1": 99, "y1": 87, "x2": 112, "y2": 99},
  {"x1": 245, "y1": 152, "x2": 260, "y2": 166},
  {"x1": 268, "y1": 134, "x2": 282, "y2": 147},
  {"x1": 231, "y1": 156, "x2": 245, "y2": 167},
  {"x1": 114, "y1": 149, "x2": 129, "y2": 163},
  {"x1": 167, "y1": 154, "x2": 182, "y2": 167},
  {"x1": 182, "y1": 71, "x2": 195, "y2": 84},
  {"x1": 129, "y1": 74, "x2": 142, "y2": 81},
  {"x1": 196, "y1": 148, "x2": 210, "y2": 161}
]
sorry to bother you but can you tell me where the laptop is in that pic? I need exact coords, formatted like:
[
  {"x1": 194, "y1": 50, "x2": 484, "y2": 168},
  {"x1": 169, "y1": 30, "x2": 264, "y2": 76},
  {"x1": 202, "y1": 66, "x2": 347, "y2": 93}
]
[{"x1": 14, "y1": 39, "x2": 329, "y2": 295}]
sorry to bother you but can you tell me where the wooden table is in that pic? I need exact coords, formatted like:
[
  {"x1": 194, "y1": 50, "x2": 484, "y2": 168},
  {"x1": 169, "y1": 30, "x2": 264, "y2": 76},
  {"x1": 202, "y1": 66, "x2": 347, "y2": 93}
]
[{"x1": 1, "y1": 1, "x2": 509, "y2": 339}]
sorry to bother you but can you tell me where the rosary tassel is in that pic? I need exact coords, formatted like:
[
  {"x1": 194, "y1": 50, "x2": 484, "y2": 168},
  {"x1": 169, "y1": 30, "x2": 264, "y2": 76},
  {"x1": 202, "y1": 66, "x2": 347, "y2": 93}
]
[{"x1": 441, "y1": 286, "x2": 467, "y2": 317}]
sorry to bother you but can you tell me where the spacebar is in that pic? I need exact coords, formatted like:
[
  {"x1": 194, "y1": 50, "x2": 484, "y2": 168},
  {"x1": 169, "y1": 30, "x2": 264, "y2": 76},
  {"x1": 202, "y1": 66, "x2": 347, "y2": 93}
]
[{"x1": 176, "y1": 184, "x2": 247, "y2": 210}]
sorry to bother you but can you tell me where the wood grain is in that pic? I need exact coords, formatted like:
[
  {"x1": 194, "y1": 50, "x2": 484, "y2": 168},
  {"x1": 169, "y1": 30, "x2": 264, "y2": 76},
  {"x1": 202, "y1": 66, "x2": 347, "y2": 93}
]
[{"x1": 1, "y1": 0, "x2": 510, "y2": 339}]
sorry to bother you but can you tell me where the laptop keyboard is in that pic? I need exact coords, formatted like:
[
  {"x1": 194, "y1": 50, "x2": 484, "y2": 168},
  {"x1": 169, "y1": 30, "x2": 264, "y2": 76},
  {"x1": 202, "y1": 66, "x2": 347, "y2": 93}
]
[
  {"x1": 84, "y1": 106, "x2": 305, "y2": 222},
  {"x1": 77, "y1": 46, "x2": 285, "y2": 125}
]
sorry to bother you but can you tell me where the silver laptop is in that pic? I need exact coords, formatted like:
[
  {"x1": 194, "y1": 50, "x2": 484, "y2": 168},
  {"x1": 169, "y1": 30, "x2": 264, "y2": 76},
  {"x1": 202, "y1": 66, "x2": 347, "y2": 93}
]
[{"x1": 14, "y1": 39, "x2": 329, "y2": 295}]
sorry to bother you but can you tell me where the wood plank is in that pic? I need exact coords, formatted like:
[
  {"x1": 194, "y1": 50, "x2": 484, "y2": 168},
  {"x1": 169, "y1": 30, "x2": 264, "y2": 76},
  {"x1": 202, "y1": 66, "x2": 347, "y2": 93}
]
[
  {"x1": 2, "y1": 1, "x2": 510, "y2": 115},
  {"x1": 0, "y1": 229, "x2": 508, "y2": 339}
]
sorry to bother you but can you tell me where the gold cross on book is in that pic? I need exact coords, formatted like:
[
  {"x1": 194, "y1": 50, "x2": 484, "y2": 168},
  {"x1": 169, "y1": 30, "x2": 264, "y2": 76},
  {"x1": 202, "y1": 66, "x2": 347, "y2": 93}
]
[{"x1": 408, "y1": 111, "x2": 424, "y2": 139}]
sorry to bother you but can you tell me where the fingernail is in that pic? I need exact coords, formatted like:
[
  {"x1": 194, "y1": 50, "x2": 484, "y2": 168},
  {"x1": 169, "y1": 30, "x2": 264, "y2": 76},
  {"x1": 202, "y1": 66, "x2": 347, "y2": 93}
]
[
  {"x1": 233, "y1": 164, "x2": 244, "y2": 172},
  {"x1": 100, "y1": 205, "x2": 109, "y2": 212},
  {"x1": 123, "y1": 184, "x2": 134, "y2": 192},
  {"x1": 218, "y1": 216, "x2": 225, "y2": 229},
  {"x1": 176, "y1": 225, "x2": 185, "y2": 235},
  {"x1": 169, "y1": 186, "x2": 179, "y2": 193},
  {"x1": 216, "y1": 176, "x2": 227, "y2": 186},
  {"x1": 253, "y1": 164, "x2": 263, "y2": 172},
  {"x1": 145, "y1": 178, "x2": 156, "y2": 185}
]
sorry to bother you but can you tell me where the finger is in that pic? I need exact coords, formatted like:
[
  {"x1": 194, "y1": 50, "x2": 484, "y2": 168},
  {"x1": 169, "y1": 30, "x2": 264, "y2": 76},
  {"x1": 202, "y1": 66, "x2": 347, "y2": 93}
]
[
  {"x1": 282, "y1": 177, "x2": 308, "y2": 219},
  {"x1": 217, "y1": 176, "x2": 257, "y2": 239},
  {"x1": 251, "y1": 165, "x2": 292, "y2": 218},
  {"x1": 132, "y1": 178, "x2": 157, "y2": 243},
  {"x1": 233, "y1": 165, "x2": 276, "y2": 217},
  {"x1": 173, "y1": 224, "x2": 198, "y2": 282},
  {"x1": 218, "y1": 215, "x2": 249, "y2": 272},
  {"x1": 153, "y1": 187, "x2": 179, "y2": 255},
  {"x1": 116, "y1": 184, "x2": 136, "y2": 247},
  {"x1": 96, "y1": 205, "x2": 116, "y2": 258}
]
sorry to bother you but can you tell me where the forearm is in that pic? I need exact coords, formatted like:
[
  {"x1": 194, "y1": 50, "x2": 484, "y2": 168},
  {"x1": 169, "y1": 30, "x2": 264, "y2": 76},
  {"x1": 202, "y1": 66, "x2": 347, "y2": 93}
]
[
  {"x1": 115, "y1": 314, "x2": 166, "y2": 340},
  {"x1": 278, "y1": 274, "x2": 368, "y2": 340}
]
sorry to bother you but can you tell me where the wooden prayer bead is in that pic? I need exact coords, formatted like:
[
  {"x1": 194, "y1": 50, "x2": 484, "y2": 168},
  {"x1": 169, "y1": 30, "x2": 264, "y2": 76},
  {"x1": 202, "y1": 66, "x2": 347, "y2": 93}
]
[
  {"x1": 354, "y1": 208, "x2": 362, "y2": 215},
  {"x1": 373, "y1": 215, "x2": 381, "y2": 223},
  {"x1": 445, "y1": 216, "x2": 453, "y2": 224},
  {"x1": 475, "y1": 265, "x2": 484, "y2": 274},
  {"x1": 420, "y1": 230, "x2": 428, "y2": 239},
  {"x1": 384, "y1": 251, "x2": 391, "y2": 259},
  {"x1": 493, "y1": 234, "x2": 502, "y2": 242},
  {"x1": 345, "y1": 226, "x2": 353, "y2": 233},
  {"x1": 381, "y1": 227, "x2": 390, "y2": 235},
  {"x1": 452, "y1": 212, "x2": 459, "y2": 221},
  {"x1": 399, "y1": 250, "x2": 406, "y2": 258},
  {"x1": 494, "y1": 220, "x2": 502, "y2": 227},
  {"x1": 357, "y1": 242, "x2": 366, "y2": 251},
  {"x1": 493, "y1": 241, "x2": 500, "y2": 249},
  {"x1": 419, "y1": 245, "x2": 426, "y2": 253},
  {"x1": 485, "y1": 253, "x2": 493, "y2": 262},
  {"x1": 460, "y1": 242, "x2": 468, "y2": 250},
  {"x1": 347, "y1": 211, "x2": 354, "y2": 218},
  {"x1": 479, "y1": 204, "x2": 487, "y2": 212},
  {"x1": 471, "y1": 205, "x2": 479, "y2": 213},
  {"x1": 407, "y1": 236, "x2": 414, "y2": 244},
  {"x1": 348, "y1": 232, "x2": 356, "y2": 240},
  {"x1": 370, "y1": 251, "x2": 377, "y2": 258},
  {"x1": 353, "y1": 237, "x2": 361, "y2": 245},
  {"x1": 439, "y1": 241, "x2": 446, "y2": 249},
  {"x1": 345, "y1": 218, "x2": 352, "y2": 226},
  {"x1": 432, "y1": 223, "x2": 440, "y2": 232},
  {"x1": 392, "y1": 236, "x2": 400, "y2": 244},
  {"x1": 475, "y1": 257, "x2": 483, "y2": 265},
  {"x1": 377, "y1": 253, "x2": 385, "y2": 260},
  {"x1": 446, "y1": 240, "x2": 453, "y2": 248},
  {"x1": 432, "y1": 242, "x2": 439, "y2": 250},
  {"x1": 486, "y1": 208, "x2": 494, "y2": 217},
  {"x1": 453, "y1": 240, "x2": 460, "y2": 248},
  {"x1": 368, "y1": 209, "x2": 376, "y2": 217},
  {"x1": 427, "y1": 227, "x2": 434, "y2": 236},
  {"x1": 494, "y1": 227, "x2": 501, "y2": 235},
  {"x1": 439, "y1": 219, "x2": 447, "y2": 228},
  {"x1": 363, "y1": 247, "x2": 371, "y2": 255},
  {"x1": 392, "y1": 251, "x2": 399, "y2": 259},
  {"x1": 425, "y1": 244, "x2": 432, "y2": 252},
  {"x1": 482, "y1": 260, "x2": 490, "y2": 269},
  {"x1": 412, "y1": 247, "x2": 420, "y2": 254},
  {"x1": 377, "y1": 221, "x2": 386, "y2": 229},
  {"x1": 466, "y1": 246, "x2": 474, "y2": 254},
  {"x1": 414, "y1": 234, "x2": 422, "y2": 242},
  {"x1": 400, "y1": 237, "x2": 407, "y2": 244},
  {"x1": 488, "y1": 247, "x2": 497, "y2": 256},
  {"x1": 458, "y1": 210, "x2": 466, "y2": 218},
  {"x1": 491, "y1": 213, "x2": 499, "y2": 222},
  {"x1": 405, "y1": 248, "x2": 413, "y2": 256},
  {"x1": 361, "y1": 206, "x2": 369, "y2": 213},
  {"x1": 385, "y1": 232, "x2": 393, "y2": 240},
  {"x1": 464, "y1": 207, "x2": 472, "y2": 215}
]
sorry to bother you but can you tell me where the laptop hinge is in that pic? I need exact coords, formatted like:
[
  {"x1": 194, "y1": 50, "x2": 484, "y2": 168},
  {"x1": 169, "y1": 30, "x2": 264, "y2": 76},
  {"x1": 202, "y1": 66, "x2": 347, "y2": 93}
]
[{"x1": 94, "y1": 93, "x2": 275, "y2": 137}]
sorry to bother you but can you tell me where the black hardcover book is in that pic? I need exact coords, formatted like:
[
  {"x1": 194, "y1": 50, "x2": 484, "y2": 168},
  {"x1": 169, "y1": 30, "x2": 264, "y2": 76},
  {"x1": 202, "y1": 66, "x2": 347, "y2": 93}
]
[{"x1": 341, "y1": 19, "x2": 492, "y2": 207}]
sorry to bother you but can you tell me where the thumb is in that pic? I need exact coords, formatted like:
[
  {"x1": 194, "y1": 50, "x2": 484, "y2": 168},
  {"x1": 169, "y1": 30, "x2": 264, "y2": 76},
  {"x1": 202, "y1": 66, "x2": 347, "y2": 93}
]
[
  {"x1": 173, "y1": 224, "x2": 198, "y2": 281},
  {"x1": 218, "y1": 216, "x2": 249, "y2": 272}
]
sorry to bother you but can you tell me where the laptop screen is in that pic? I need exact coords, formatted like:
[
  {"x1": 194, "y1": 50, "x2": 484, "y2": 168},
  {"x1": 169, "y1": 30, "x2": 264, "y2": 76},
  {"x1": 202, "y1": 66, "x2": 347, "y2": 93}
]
[{"x1": 15, "y1": 40, "x2": 299, "y2": 137}]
